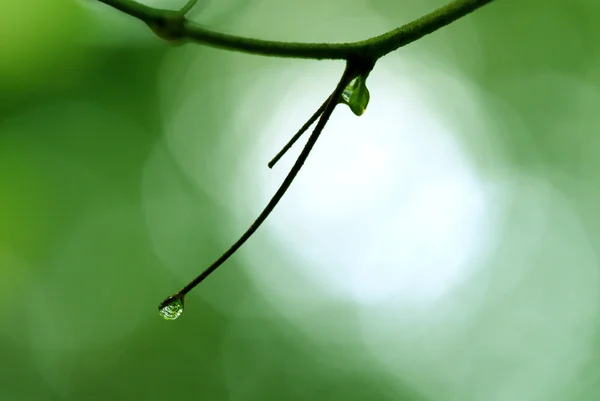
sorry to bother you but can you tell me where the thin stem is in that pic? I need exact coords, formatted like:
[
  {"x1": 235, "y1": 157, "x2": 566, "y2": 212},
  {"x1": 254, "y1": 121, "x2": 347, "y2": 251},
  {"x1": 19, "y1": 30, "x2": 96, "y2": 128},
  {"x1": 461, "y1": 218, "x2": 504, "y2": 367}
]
[
  {"x1": 268, "y1": 96, "x2": 330, "y2": 169},
  {"x1": 96, "y1": 0, "x2": 495, "y2": 60},
  {"x1": 160, "y1": 62, "x2": 359, "y2": 306},
  {"x1": 179, "y1": 0, "x2": 198, "y2": 16}
]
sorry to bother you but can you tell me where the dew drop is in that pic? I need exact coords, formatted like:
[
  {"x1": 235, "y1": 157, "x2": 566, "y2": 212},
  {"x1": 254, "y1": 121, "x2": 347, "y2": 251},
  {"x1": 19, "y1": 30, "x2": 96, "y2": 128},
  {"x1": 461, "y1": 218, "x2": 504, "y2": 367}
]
[
  {"x1": 158, "y1": 295, "x2": 184, "y2": 320},
  {"x1": 341, "y1": 78, "x2": 358, "y2": 104},
  {"x1": 340, "y1": 75, "x2": 370, "y2": 116}
]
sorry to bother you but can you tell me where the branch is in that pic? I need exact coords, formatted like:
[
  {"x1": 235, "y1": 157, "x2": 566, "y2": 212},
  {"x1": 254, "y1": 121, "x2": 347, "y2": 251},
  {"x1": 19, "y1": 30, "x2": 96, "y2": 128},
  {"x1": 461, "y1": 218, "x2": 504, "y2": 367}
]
[
  {"x1": 97, "y1": 0, "x2": 496, "y2": 316},
  {"x1": 159, "y1": 60, "x2": 365, "y2": 309},
  {"x1": 96, "y1": 0, "x2": 495, "y2": 60}
]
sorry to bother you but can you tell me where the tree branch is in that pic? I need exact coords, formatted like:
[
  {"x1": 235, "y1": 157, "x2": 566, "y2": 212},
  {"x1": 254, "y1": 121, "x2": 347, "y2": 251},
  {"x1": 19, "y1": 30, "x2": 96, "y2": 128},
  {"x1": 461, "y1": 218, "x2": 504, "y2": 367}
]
[
  {"x1": 97, "y1": 0, "x2": 496, "y2": 316},
  {"x1": 96, "y1": 0, "x2": 495, "y2": 60}
]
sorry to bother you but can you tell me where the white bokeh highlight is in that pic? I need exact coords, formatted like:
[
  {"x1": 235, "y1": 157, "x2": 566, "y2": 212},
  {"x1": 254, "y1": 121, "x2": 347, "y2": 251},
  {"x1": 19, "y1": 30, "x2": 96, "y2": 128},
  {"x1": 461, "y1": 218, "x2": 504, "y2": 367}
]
[{"x1": 232, "y1": 59, "x2": 499, "y2": 310}]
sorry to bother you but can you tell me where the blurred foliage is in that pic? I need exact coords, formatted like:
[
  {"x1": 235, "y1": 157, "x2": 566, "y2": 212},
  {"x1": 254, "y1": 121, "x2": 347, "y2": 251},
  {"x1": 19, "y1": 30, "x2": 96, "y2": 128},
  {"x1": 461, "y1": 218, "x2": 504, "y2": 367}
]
[{"x1": 1, "y1": 0, "x2": 600, "y2": 400}]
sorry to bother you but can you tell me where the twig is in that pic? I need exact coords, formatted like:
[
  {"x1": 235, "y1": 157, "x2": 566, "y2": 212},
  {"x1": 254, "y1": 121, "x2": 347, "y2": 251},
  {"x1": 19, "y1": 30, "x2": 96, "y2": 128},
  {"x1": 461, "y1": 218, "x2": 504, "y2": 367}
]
[
  {"x1": 94, "y1": 0, "x2": 496, "y2": 313},
  {"x1": 96, "y1": 0, "x2": 495, "y2": 60},
  {"x1": 179, "y1": 0, "x2": 198, "y2": 16},
  {"x1": 159, "y1": 61, "x2": 363, "y2": 308}
]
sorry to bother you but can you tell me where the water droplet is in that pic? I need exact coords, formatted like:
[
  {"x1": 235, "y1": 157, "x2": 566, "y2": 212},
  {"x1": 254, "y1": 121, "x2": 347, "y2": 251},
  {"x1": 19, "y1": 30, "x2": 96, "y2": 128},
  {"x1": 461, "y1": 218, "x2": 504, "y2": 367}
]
[
  {"x1": 340, "y1": 75, "x2": 370, "y2": 116},
  {"x1": 158, "y1": 296, "x2": 184, "y2": 320},
  {"x1": 341, "y1": 78, "x2": 358, "y2": 104}
]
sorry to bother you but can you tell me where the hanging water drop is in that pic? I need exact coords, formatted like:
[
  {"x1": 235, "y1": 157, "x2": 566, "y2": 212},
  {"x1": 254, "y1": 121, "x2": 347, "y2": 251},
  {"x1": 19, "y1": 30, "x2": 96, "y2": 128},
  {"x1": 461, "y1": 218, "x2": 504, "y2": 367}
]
[
  {"x1": 158, "y1": 295, "x2": 184, "y2": 320},
  {"x1": 340, "y1": 75, "x2": 370, "y2": 116},
  {"x1": 341, "y1": 78, "x2": 357, "y2": 104}
]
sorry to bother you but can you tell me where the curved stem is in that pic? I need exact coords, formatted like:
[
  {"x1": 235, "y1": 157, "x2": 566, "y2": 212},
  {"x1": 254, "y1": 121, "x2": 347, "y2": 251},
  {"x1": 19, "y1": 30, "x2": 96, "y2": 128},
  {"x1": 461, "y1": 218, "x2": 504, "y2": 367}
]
[
  {"x1": 179, "y1": 0, "x2": 198, "y2": 16},
  {"x1": 160, "y1": 62, "x2": 359, "y2": 306},
  {"x1": 96, "y1": 0, "x2": 495, "y2": 60}
]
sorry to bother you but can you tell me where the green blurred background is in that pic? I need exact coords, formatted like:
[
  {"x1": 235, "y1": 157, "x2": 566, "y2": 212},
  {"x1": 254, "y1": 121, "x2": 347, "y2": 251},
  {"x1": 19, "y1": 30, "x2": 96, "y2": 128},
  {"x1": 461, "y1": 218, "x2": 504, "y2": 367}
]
[{"x1": 1, "y1": 0, "x2": 600, "y2": 400}]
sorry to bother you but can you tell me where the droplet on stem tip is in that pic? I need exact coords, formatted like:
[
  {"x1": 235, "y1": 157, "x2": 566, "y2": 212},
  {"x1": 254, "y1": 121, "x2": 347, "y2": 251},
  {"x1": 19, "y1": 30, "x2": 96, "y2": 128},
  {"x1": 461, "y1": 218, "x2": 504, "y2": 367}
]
[{"x1": 158, "y1": 295, "x2": 184, "y2": 320}]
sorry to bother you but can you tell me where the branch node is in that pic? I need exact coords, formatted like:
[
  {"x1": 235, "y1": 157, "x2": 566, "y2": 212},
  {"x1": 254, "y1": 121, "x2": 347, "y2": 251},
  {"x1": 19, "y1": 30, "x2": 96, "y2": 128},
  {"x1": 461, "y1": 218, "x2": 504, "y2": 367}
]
[{"x1": 146, "y1": 11, "x2": 188, "y2": 43}]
